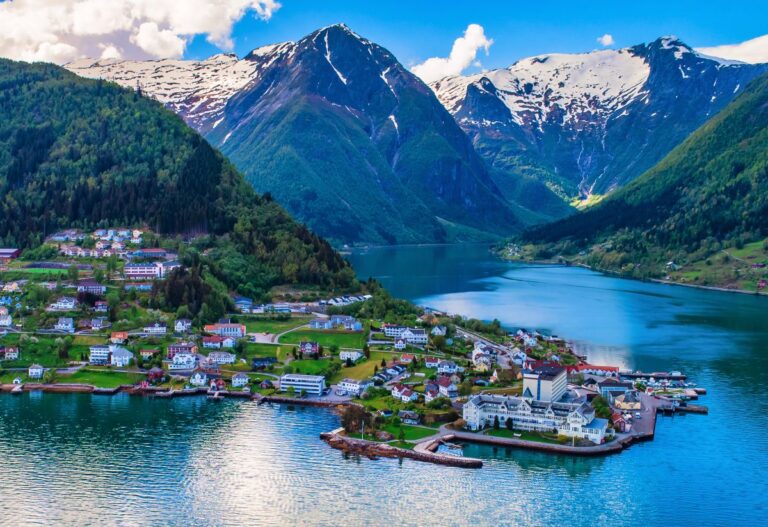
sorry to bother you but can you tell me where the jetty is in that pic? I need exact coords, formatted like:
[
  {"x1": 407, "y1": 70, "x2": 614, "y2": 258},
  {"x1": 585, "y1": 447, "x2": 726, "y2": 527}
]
[{"x1": 320, "y1": 429, "x2": 483, "y2": 469}]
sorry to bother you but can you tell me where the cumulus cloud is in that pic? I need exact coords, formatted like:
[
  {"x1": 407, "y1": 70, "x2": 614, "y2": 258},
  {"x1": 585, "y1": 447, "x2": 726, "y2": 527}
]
[
  {"x1": 412, "y1": 24, "x2": 493, "y2": 83},
  {"x1": 696, "y1": 34, "x2": 768, "y2": 64},
  {"x1": 597, "y1": 34, "x2": 615, "y2": 47},
  {"x1": 0, "y1": 0, "x2": 282, "y2": 64}
]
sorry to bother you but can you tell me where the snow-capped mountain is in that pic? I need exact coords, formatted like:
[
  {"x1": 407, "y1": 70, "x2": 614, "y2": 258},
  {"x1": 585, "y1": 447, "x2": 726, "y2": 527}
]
[
  {"x1": 67, "y1": 24, "x2": 526, "y2": 245},
  {"x1": 67, "y1": 43, "x2": 294, "y2": 133},
  {"x1": 431, "y1": 37, "x2": 768, "y2": 199}
]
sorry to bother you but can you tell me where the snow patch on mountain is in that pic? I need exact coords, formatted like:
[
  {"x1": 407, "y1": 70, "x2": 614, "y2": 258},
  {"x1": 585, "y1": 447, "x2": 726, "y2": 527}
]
[
  {"x1": 66, "y1": 42, "x2": 295, "y2": 132},
  {"x1": 432, "y1": 48, "x2": 650, "y2": 129}
]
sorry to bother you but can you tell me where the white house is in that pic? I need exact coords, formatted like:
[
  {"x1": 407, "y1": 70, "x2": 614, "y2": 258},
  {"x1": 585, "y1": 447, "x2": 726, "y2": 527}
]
[
  {"x1": 431, "y1": 325, "x2": 447, "y2": 337},
  {"x1": 462, "y1": 394, "x2": 608, "y2": 444},
  {"x1": 28, "y1": 364, "x2": 44, "y2": 379},
  {"x1": 437, "y1": 360, "x2": 458, "y2": 375},
  {"x1": 231, "y1": 373, "x2": 249, "y2": 388},
  {"x1": 143, "y1": 322, "x2": 167, "y2": 335},
  {"x1": 401, "y1": 328, "x2": 428, "y2": 345},
  {"x1": 189, "y1": 371, "x2": 208, "y2": 386},
  {"x1": 0, "y1": 314, "x2": 12, "y2": 327},
  {"x1": 390, "y1": 383, "x2": 418, "y2": 402},
  {"x1": 110, "y1": 347, "x2": 133, "y2": 368},
  {"x1": 279, "y1": 374, "x2": 326, "y2": 396},
  {"x1": 49, "y1": 297, "x2": 77, "y2": 311},
  {"x1": 399, "y1": 388, "x2": 418, "y2": 403},
  {"x1": 437, "y1": 377, "x2": 458, "y2": 399},
  {"x1": 339, "y1": 350, "x2": 363, "y2": 363},
  {"x1": 55, "y1": 317, "x2": 75, "y2": 333},
  {"x1": 338, "y1": 378, "x2": 372, "y2": 397},
  {"x1": 174, "y1": 319, "x2": 192, "y2": 333},
  {"x1": 382, "y1": 324, "x2": 406, "y2": 338},
  {"x1": 394, "y1": 339, "x2": 406, "y2": 350},
  {"x1": 424, "y1": 388, "x2": 440, "y2": 403},
  {"x1": 123, "y1": 262, "x2": 162, "y2": 280},
  {"x1": 169, "y1": 352, "x2": 196, "y2": 371},
  {"x1": 425, "y1": 357, "x2": 439, "y2": 368},
  {"x1": 1, "y1": 346, "x2": 19, "y2": 360},
  {"x1": 204, "y1": 323, "x2": 246, "y2": 338},
  {"x1": 207, "y1": 351, "x2": 236, "y2": 365}
]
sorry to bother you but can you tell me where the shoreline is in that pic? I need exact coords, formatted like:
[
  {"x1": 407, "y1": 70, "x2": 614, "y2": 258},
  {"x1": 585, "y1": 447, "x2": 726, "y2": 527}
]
[
  {"x1": 3, "y1": 382, "x2": 686, "y2": 465},
  {"x1": 502, "y1": 257, "x2": 767, "y2": 297},
  {"x1": 0, "y1": 382, "x2": 350, "y2": 408}
]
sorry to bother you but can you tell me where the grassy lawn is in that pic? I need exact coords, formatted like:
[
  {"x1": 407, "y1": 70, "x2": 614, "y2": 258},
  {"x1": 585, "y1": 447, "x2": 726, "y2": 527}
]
[
  {"x1": 0, "y1": 334, "x2": 77, "y2": 367},
  {"x1": 247, "y1": 343, "x2": 283, "y2": 357},
  {"x1": 279, "y1": 330, "x2": 366, "y2": 349},
  {"x1": 0, "y1": 371, "x2": 28, "y2": 384},
  {"x1": 241, "y1": 316, "x2": 311, "y2": 334},
  {"x1": 59, "y1": 368, "x2": 144, "y2": 388},
  {"x1": 288, "y1": 359, "x2": 335, "y2": 376},
  {"x1": 328, "y1": 351, "x2": 389, "y2": 383},
  {"x1": 383, "y1": 423, "x2": 436, "y2": 441},
  {"x1": 486, "y1": 428, "x2": 562, "y2": 444},
  {"x1": 73, "y1": 335, "x2": 107, "y2": 346}
]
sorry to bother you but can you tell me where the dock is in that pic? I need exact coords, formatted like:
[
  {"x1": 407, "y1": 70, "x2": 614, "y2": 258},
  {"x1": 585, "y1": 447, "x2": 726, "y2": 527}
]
[{"x1": 620, "y1": 371, "x2": 687, "y2": 381}]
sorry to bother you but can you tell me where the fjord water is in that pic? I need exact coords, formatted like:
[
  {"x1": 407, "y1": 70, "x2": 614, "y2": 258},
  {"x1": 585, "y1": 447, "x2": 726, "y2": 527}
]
[{"x1": 2, "y1": 245, "x2": 766, "y2": 526}]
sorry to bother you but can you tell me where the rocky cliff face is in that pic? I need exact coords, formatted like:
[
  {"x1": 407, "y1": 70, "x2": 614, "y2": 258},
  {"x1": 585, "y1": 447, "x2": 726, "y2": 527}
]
[{"x1": 431, "y1": 37, "x2": 768, "y2": 201}]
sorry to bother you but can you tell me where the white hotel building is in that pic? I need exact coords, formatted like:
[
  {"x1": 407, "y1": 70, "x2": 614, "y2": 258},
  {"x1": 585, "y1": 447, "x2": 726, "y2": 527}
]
[
  {"x1": 462, "y1": 394, "x2": 609, "y2": 444},
  {"x1": 279, "y1": 374, "x2": 326, "y2": 396}
]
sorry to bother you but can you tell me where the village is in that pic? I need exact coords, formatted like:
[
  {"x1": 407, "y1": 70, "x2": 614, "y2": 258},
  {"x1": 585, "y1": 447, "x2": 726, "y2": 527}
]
[{"x1": 0, "y1": 229, "x2": 707, "y2": 463}]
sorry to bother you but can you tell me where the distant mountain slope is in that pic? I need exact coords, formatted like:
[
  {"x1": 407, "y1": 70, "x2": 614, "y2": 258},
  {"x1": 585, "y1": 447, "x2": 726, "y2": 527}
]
[
  {"x1": 431, "y1": 37, "x2": 768, "y2": 201},
  {"x1": 520, "y1": 71, "x2": 768, "y2": 279},
  {"x1": 0, "y1": 59, "x2": 353, "y2": 296},
  {"x1": 68, "y1": 24, "x2": 533, "y2": 246}
]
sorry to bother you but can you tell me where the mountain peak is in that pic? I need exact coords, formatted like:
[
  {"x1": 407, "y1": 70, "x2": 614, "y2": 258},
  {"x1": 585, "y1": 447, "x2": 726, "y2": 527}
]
[{"x1": 647, "y1": 35, "x2": 694, "y2": 57}]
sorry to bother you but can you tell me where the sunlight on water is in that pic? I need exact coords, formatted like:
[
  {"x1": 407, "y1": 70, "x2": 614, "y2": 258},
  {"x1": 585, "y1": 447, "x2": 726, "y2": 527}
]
[{"x1": 1, "y1": 245, "x2": 767, "y2": 526}]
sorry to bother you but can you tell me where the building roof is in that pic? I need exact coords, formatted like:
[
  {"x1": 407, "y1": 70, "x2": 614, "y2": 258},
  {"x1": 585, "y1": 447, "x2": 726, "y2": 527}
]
[{"x1": 528, "y1": 364, "x2": 566, "y2": 380}]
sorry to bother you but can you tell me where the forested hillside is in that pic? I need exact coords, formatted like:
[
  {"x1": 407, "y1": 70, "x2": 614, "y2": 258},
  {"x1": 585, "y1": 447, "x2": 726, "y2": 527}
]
[
  {"x1": 0, "y1": 59, "x2": 354, "y2": 297},
  {"x1": 519, "y1": 72, "x2": 768, "y2": 284}
]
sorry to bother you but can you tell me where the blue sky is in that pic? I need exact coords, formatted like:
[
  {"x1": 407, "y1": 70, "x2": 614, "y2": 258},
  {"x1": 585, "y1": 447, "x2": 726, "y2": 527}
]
[{"x1": 185, "y1": 0, "x2": 768, "y2": 69}]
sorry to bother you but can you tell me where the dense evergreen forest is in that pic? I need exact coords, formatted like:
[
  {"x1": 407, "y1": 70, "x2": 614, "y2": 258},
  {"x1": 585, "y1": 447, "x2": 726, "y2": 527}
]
[
  {"x1": 521, "y1": 72, "x2": 768, "y2": 278},
  {"x1": 0, "y1": 59, "x2": 355, "y2": 296}
]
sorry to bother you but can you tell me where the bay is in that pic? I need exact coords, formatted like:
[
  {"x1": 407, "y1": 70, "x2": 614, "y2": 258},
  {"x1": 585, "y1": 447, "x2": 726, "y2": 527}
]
[{"x1": 1, "y1": 244, "x2": 766, "y2": 526}]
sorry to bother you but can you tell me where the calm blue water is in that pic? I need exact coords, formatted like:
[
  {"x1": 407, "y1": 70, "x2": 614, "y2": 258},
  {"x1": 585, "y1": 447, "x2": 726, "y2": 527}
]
[{"x1": 1, "y1": 244, "x2": 766, "y2": 526}]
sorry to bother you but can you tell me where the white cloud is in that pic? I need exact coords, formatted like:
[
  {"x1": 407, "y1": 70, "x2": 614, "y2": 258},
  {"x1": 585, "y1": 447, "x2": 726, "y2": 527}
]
[
  {"x1": 597, "y1": 34, "x2": 615, "y2": 47},
  {"x1": 0, "y1": 0, "x2": 282, "y2": 64},
  {"x1": 99, "y1": 44, "x2": 123, "y2": 61},
  {"x1": 412, "y1": 24, "x2": 493, "y2": 83},
  {"x1": 696, "y1": 34, "x2": 768, "y2": 64},
  {"x1": 131, "y1": 22, "x2": 186, "y2": 58}
]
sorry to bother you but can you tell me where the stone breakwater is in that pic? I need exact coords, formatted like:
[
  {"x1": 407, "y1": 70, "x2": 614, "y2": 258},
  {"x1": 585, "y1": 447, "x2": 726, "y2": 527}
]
[{"x1": 320, "y1": 431, "x2": 483, "y2": 469}]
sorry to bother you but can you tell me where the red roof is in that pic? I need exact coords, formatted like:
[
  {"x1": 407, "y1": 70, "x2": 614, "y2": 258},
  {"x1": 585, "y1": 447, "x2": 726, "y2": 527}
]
[
  {"x1": 567, "y1": 363, "x2": 620, "y2": 374},
  {"x1": 437, "y1": 377, "x2": 453, "y2": 387},
  {"x1": 203, "y1": 336, "x2": 225, "y2": 343}
]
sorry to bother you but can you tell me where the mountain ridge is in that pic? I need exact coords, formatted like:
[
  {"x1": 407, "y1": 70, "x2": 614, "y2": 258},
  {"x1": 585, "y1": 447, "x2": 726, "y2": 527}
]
[
  {"x1": 430, "y1": 36, "x2": 768, "y2": 201},
  {"x1": 65, "y1": 24, "x2": 545, "y2": 246},
  {"x1": 517, "y1": 70, "x2": 768, "y2": 288}
]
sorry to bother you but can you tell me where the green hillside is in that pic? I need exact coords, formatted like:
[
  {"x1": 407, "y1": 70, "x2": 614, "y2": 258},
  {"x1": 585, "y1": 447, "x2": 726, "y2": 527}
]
[
  {"x1": 519, "y1": 72, "x2": 768, "y2": 288},
  {"x1": 0, "y1": 59, "x2": 354, "y2": 298}
]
